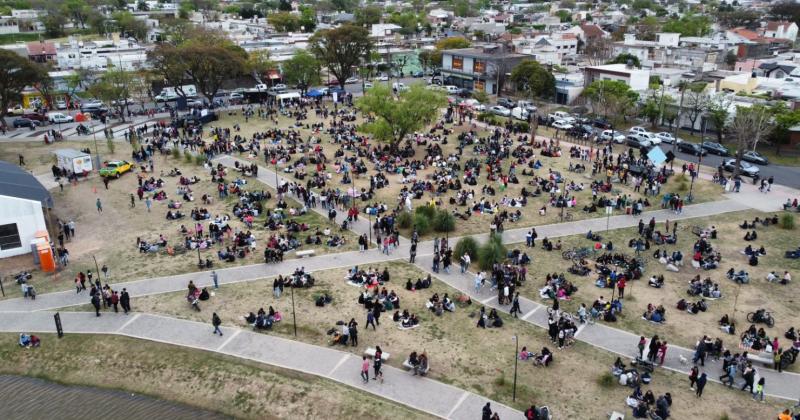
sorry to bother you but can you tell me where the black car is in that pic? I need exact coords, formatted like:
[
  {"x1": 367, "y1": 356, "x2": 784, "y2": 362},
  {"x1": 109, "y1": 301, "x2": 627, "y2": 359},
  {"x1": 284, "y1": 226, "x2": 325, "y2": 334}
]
[
  {"x1": 677, "y1": 142, "x2": 707, "y2": 156},
  {"x1": 497, "y1": 98, "x2": 516, "y2": 109},
  {"x1": 701, "y1": 141, "x2": 729, "y2": 156},
  {"x1": 592, "y1": 118, "x2": 612, "y2": 129},
  {"x1": 457, "y1": 88, "x2": 472, "y2": 98},
  {"x1": 12, "y1": 118, "x2": 40, "y2": 128}
]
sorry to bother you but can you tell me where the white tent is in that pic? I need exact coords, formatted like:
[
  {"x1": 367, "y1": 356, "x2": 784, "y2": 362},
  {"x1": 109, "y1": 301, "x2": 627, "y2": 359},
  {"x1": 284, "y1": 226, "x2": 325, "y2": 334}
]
[{"x1": 276, "y1": 91, "x2": 301, "y2": 107}]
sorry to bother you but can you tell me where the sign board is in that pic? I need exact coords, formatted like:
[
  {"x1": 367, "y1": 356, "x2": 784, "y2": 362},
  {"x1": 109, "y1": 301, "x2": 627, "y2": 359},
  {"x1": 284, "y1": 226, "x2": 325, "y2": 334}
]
[{"x1": 647, "y1": 146, "x2": 667, "y2": 166}]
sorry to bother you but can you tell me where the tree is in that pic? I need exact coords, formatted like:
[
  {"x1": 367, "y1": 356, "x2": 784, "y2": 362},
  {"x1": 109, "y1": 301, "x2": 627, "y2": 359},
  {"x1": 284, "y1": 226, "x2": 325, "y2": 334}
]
[
  {"x1": 331, "y1": 0, "x2": 358, "y2": 12},
  {"x1": 730, "y1": 105, "x2": 773, "y2": 178},
  {"x1": 89, "y1": 68, "x2": 134, "y2": 122},
  {"x1": 63, "y1": 0, "x2": 90, "y2": 28},
  {"x1": 148, "y1": 44, "x2": 190, "y2": 98},
  {"x1": 583, "y1": 80, "x2": 639, "y2": 126},
  {"x1": 355, "y1": 5, "x2": 382, "y2": 26},
  {"x1": 662, "y1": 14, "x2": 710, "y2": 37},
  {"x1": 268, "y1": 12, "x2": 300, "y2": 32},
  {"x1": 181, "y1": 38, "x2": 248, "y2": 100},
  {"x1": 40, "y1": 10, "x2": 67, "y2": 37},
  {"x1": 640, "y1": 97, "x2": 662, "y2": 127},
  {"x1": 356, "y1": 83, "x2": 446, "y2": 151},
  {"x1": 584, "y1": 38, "x2": 613, "y2": 66},
  {"x1": 435, "y1": 36, "x2": 470, "y2": 50},
  {"x1": 0, "y1": 50, "x2": 47, "y2": 129},
  {"x1": 418, "y1": 49, "x2": 435, "y2": 73},
  {"x1": 477, "y1": 233, "x2": 506, "y2": 271},
  {"x1": 309, "y1": 24, "x2": 372, "y2": 89},
  {"x1": 66, "y1": 68, "x2": 95, "y2": 101},
  {"x1": 33, "y1": 76, "x2": 56, "y2": 111},
  {"x1": 282, "y1": 50, "x2": 320, "y2": 94},
  {"x1": 298, "y1": 6, "x2": 316, "y2": 32},
  {"x1": 770, "y1": 104, "x2": 800, "y2": 153},
  {"x1": 684, "y1": 85, "x2": 708, "y2": 136},
  {"x1": 113, "y1": 11, "x2": 149, "y2": 40},
  {"x1": 510, "y1": 59, "x2": 555, "y2": 101},
  {"x1": 608, "y1": 53, "x2": 641, "y2": 68},
  {"x1": 770, "y1": 1, "x2": 800, "y2": 24},
  {"x1": 717, "y1": 9, "x2": 760, "y2": 29},
  {"x1": 724, "y1": 51, "x2": 737, "y2": 69},
  {"x1": 705, "y1": 94, "x2": 732, "y2": 143}
]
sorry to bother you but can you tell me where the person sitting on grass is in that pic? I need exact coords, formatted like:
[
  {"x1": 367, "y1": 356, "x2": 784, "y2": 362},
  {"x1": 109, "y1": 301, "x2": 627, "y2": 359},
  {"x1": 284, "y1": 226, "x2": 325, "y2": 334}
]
[
  {"x1": 534, "y1": 347, "x2": 553, "y2": 366},
  {"x1": 648, "y1": 275, "x2": 665, "y2": 288}
]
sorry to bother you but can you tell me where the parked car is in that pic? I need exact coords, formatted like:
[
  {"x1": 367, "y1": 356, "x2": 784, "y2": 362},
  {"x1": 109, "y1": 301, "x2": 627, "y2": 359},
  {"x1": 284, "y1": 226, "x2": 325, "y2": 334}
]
[
  {"x1": 701, "y1": 141, "x2": 730, "y2": 156},
  {"x1": 48, "y1": 113, "x2": 73, "y2": 124},
  {"x1": 111, "y1": 98, "x2": 134, "y2": 106},
  {"x1": 12, "y1": 118, "x2": 40, "y2": 128},
  {"x1": 229, "y1": 92, "x2": 244, "y2": 100},
  {"x1": 490, "y1": 105, "x2": 511, "y2": 117},
  {"x1": 444, "y1": 85, "x2": 460, "y2": 94},
  {"x1": 511, "y1": 107, "x2": 529, "y2": 121},
  {"x1": 428, "y1": 76, "x2": 443, "y2": 85},
  {"x1": 741, "y1": 150, "x2": 769, "y2": 165},
  {"x1": 517, "y1": 100, "x2": 537, "y2": 113},
  {"x1": 592, "y1": 118, "x2": 612, "y2": 129},
  {"x1": 456, "y1": 88, "x2": 472, "y2": 98},
  {"x1": 552, "y1": 120, "x2": 573, "y2": 130},
  {"x1": 629, "y1": 126, "x2": 648, "y2": 135},
  {"x1": 677, "y1": 142, "x2": 707, "y2": 156},
  {"x1": 375, "y1": 75, "x2": 389, "y2": 81},
  {"x1": 55, "y1": 99, "x2": 67, "y2": 110},
  {"x1": 22, "y1": 112, "x2": 48, "y2": 123},
  {"x1": 392, "y1": 82, "x2": 409, "y2": 92},
  {"x1": 655, "y1": 132, "x2": 680, "y2": 144},
  {"x1": 600, "y1": 129, "x2": 625, "y2": 143},
  {"x1": 269, "y1": 84, "x2": 288, "y2": 92},
  {"x1": 344, "y1": 77, "x2": 359, "y2": 84},
  {"x1": 626, "y1": 135, "x2": 652, "y2": 149},
  {"x1": 497, "y1": 98, "x2": 516, "y2": 109},
  {"x1": 186, "y1": 98, "x2": 205, "y2": 107},
  {"x1": 99, "y1": 160, "x2": 133, "y2": 178},
  {"x1": 722, "y1": 159, "x2": 760, "y2": 177},
  {"x1": 329, "y1": 87, "x2": 346, "y2": 96},
  {"x1": 548, "y1": 111, "x2": 575, "y2": 124},
  {"x1": 411, "y1": 70, "x2": 424, "y2": 77},
  {"x1": 363, "y1": 82, "x2": 374, "y2": 89}
]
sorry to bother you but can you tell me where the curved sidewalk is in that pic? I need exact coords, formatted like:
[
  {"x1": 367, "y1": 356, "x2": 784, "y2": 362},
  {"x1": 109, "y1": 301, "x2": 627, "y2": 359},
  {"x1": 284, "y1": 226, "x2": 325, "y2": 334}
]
[{"x1": 0, "y1": 311, "x2": 519, "y2": 420}]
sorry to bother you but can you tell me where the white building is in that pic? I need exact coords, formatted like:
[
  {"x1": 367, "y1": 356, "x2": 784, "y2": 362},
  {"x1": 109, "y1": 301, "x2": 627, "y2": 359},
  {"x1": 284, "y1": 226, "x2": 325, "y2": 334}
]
[
  {"x1": 513, "y1": 33, "x2": 578, "y2": 66},
  {"x1": 763, "y1": 21, "x2": 798, "y2": 42},
  {"x1": 0, "y1": 161, "x2": 52, "y2": 259},
  {"x1": 370, "y1": 24, "x2": 402, "y2": 38},
  {"x1": 583, "y1": 63, "x2": 651, "y2": 91},
  {"x1": 56, "y1": 37, "x2": 149, "y2": 71}
]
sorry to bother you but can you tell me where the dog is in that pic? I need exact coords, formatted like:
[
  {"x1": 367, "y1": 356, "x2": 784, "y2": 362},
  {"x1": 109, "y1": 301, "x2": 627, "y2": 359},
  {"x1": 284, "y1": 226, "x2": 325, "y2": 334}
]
[{"x1": 678, "y1": 354, "x2": 689, "y2": 365}]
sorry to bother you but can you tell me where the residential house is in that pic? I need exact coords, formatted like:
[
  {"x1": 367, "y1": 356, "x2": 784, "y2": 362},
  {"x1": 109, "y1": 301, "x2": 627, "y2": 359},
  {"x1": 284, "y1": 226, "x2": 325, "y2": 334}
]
[
  {"x1": 513, "y1": 33, "x2": 578, "y2": 66},
  {"x1": 371, "y1": 24, "x2": 402, "y2": 39},
  {"x1": 758, "y1": 62, "x2": 797, "y2": 79},
  {"x1": 440, "y1": 45, "x2": 531, "y2": 94},
  {"x1": 614, "y1": 33, "x2": 720, "y2": 72},
  {"x1": 762, "y1": 21, "x2": 798, "y2": 42},
  {"x1": 55, "y1": 37, "x2": 149, "y2": 71},
  {"x1": 427, "y1": 9, "x2": 453, "y2": 26},
  {"x1": 727, "y1": 27, "x2": 792, "y2": 59},
  {"x1": 26, "y1": 41, "x2": 56, "y2": 64},
  {"x1": 583, "y1": 63, "x2": 651, "y2": 91}
]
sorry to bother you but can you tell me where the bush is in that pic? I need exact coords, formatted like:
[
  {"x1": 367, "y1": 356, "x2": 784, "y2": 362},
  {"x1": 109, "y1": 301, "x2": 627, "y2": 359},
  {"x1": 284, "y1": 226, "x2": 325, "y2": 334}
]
[
  {"x1": 514, "y1": 121, "x2": 529, "y2": 132},
  {"x1": 781, "y1": 213, "x2": 795, "y2": 230},
  {"x1": 597, "y1": 372, "x2": 615, "y2": 388},
  {"x1": 171, "y1": 147, "x2": 180, "y2": 159},
  {"x1": 432, "y1": 209, "x2": 455, "y2": 233},
  {"x1": 106, "y1": 139, "x2": 115, "y2": 154},
  {"x1": 415, "y1": 204, "x2": 436, "y2": 219},
  {"x1": 194, "y1": 154, "x2": 207, "y2": 166},
  {"x1": 397, "y1": 211, "x2": 413, "y2": 229},
  {"x1": 477, "y1": 233, "x2": 506, "y2": 270},
  {"x1": 454, "y1": 237, "x2": 478, "y2": 259},
  {"x1": 413, "y1": 213, "x2": 431, "y2": 235},
  {"x1": 477, "y1": 112, "x2": 501, "y2": 126},
  {"x1": 183, "y1": 149, "x2": 193, "y2": 163}
]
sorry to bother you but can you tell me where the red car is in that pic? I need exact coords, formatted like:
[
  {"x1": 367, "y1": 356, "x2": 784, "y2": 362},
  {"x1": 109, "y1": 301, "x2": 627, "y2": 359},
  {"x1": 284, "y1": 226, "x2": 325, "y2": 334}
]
[{"x1": 22, "y1": 112, "x2": 48, "y2": 122}]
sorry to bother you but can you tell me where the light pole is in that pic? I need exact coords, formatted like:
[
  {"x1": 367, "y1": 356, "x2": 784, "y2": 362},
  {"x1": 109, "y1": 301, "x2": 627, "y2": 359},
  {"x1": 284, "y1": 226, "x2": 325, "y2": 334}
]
[
  {"x1": 291, "y1": 282, "x2": 297, "y2": 337},
  {"x1": 512, "y1": 335, "x2": 519, "y2": 402}
]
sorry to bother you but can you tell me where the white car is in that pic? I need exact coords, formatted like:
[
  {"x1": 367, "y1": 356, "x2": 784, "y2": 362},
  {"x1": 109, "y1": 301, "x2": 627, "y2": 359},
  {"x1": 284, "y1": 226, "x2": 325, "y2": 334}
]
[
  {"x1": 600, "y1": 129, "x2": 625, "y2": 143},
  {"x1": 642, "y1": 132, "x2": 660, "y2": 145},
  {"x1": 444, "y1": 85, "x2": 460, "y2": 94},
  {"x1": 490, "y1": 105, "x2": 511, "y2": 117},
  {"x1": 55, "y1": 99, "x2": 67, "y2": 110},
  {"x1": 229, "y1": 92, "x2": 244, "y2": 100},
  {"x1": 48, "y1": 113, "x2": 73, "y2": 124},
  {"x1": 363, "y1": 82, "x2": 373, "y2": 89},
  {"x1": 629, "y1": 126, "x2": 648, "y2": 135},
  {"x1": 269, "y1": 84, "x2": 287, "y2": 92},
  {"x1": 392, "y1": 82, "x2": 409, "y2": 92},
  {"x1": 375, "y1": 75, "x2": 389, "y2": 81},
  {"x1": 655, "y1": 132, "x2": 680, "y2": 144},
  {"x1": 344, "y1": 77, "x2": 359, "y2": 84},
  {"x1": 425, "y1": 84, "x2": 444, "y2": 91},
  {"x1": 461, "y1": 99, "x2": 485, "y2": 111},
  {"x1": 186, "y1": 98, "x2": 204, "y2": 107},
  {"x1": 552, "y1": 120, "x2": 573, "y2": 130}
]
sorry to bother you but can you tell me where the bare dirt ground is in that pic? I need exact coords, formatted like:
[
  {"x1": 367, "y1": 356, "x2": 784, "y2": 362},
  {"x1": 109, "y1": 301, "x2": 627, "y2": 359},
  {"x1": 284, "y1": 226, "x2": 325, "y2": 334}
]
[{"x1": 121, "y1": 262, "x2": 789, "y2": 418}]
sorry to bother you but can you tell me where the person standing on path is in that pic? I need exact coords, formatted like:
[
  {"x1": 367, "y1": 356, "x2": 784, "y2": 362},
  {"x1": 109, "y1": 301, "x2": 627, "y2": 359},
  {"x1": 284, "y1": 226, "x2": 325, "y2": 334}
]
[
  {"x1": 753, "y1": 377, "x2": 766, "y2": 402},
  {"x1": 637, "y1": 336, "x2": 646, "y2": 359},
  {"x1": 692, "y1": 336, "x2": 707, "y2": 366},
  {"x1": 689, "y1": 366, "x2": 699, "y2": 390},
  {"x1": 360, "y1": 356, "x2": 370, "y2": 383},
  {"x1": 96, "y1": 198, "x2": 103, "y2": 213},
  {"x1": 211, "y1": 270, "x2": 219, "y2": 289},
  {"x1": 617, "y1": 277, "x2": 626, "y2": 299},
  {"x1": 212, "y1": 312, "x2": 223, "y2": 336},
  {"x1": 110, "y1": 291, "x2": 119, "y2": 313},
  {"x1": 120, "y1": 288, "x2": 131, "y2": 314},
  {"x1": 101, "y1": 264, "x2": 109, "y2": 280},
  {"x1": 130, "y1": 194, "x2": 135, "y2": 208},
  {"x1": 145, "y1": 196, "x2": 152, "y2": 212},
  {"x1": 373, "y1": 346, "x2": 383, "y2": 380},
  {"x1": 482, "y1": 402, "x2": 493, "y2": 420},
  {"x1": 409, "y1": 242, "x2": 416, "y2": 263},
  {"x1": 91, "y1": 293, "x2": 101, "y2": 317},
  {"x1": 695, "y1": 373, "x2": 707, "y2": 397},
  {"x1": 510, "y1": 292, "x2": 521, "y2": 317},
  {"x1": 657, "y1": 341, "x2": 668, "y2": 365},
  {"x1": 348, "y1": 319, "x2": 358, "y2": 347},
  {"x1": 366, "y1": 310, "x2": 377, "y2": 330},
  {"x1": 647, "y1": 335, "x2": 660, "y2": 362}
]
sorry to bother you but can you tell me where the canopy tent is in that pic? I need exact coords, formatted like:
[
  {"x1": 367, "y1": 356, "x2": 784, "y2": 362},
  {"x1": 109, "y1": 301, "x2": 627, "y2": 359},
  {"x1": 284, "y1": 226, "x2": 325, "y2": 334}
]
[
  {"x1": 276, "y1": 91, "x2": 301, "y2": 107},
  {"x1": 306, "y1": 89, "x2": 324, "y2": 98}
]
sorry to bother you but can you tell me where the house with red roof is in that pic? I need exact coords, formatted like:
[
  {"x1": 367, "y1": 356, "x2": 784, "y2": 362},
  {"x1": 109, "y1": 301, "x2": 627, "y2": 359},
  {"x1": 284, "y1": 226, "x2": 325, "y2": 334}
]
[
  {"x1": 762, "y1": 21, "x2": 798, "y2": 42},
  {"x1": 26, "y1": 41, "x2": 56, "y2": 64}
]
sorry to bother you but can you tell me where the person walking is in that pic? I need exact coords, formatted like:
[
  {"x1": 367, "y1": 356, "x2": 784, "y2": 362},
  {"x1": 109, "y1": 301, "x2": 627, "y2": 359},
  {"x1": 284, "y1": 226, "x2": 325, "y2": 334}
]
[
  {"x1": 719, "y1": 361, "x2": 737, "y2": 387},
  {"x1": 212, "y1": 312, "x2": 223, "y2": 336},
  {"x1": 692, "y1": 336, "x2": 707, "y2": 366},
  {"x1": 510, "y1": 292, "x2": 521, "y2": 317},
  {"x1": 741, "y1": 365, "x2": 755, "y2": 392},
  {"x1": 647, "y1": 335, "x2": 660, "y2": 362},
  {"x1": 474, "y1": 271, "x2": 484, "y2": 292},
  {"x1": 482, "y1": 402, "x2": 493, "y2": 420},
  {"x1": 657, "y1": 341, "x2": 668, "y2": 365},
  {"x1": 348, "y1": 319, "x2": 358, "y2": 347},
  {"x1": 120, "y1": 288, "x2": 131, "y2": 314},
  {"x1": 689, "y1": 366, "x2": 699, "y2": 390},
  {"x1": 461, "y1": 253, "x2": 471, "y2": 273},
  {"x1": 774, "y1": 349, "x2": 783, "y2": 372},
  {"x1": 145, "y1": 196, "x2": 152, "y2": 212},
  {"x1": 360, "y1": 356, "x2": 370, "y2": 383},
  {"x1": 130, "y1": 194, "x2": 135, "y2": 208},
  {"x1": 366, "y1": 310, "x2": 377, "y2": 330},
  {"x1": 695, "y1": 372, "x2": 707, "y2": 397},
  {"x1": 110, "y1": 291, "x2": 119, "y2": 313},
  {"x1": 373, "y1": 346, "x2": 383, "y2": 380},
  {"x1": 96, "y1": 198, "x2": 103, "y2": 213},
  {"x1": 617, "y1": 277, "x2": 626, "y2": 299},
  {"x1": 91, "y1": 293, "x2": 101, "y2": 317},
  {"x1": 753, "y1": 377, "x2": 766, "y2": 402},
  {"x1": 211, "y1": 270, "x2": 219, "y2": 289},
  {"x1": 637, "y1": 336, "x2": 646, "y2": 359}
]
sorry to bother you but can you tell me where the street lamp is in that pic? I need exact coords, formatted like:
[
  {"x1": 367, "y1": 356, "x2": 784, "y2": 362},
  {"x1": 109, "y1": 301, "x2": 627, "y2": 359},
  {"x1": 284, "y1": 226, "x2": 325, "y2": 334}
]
[
  {"x1": 291, "y1": 281, "x2": 297, "y2": 337},
  {"x1": 512, "y1": 335, "x2": 519, "y2": 402}
]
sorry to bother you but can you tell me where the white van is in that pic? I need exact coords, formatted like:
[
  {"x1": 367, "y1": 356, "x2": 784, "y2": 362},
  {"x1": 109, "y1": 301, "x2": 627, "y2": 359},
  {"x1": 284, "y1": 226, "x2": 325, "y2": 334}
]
[
  {"x1": 392, "y1": 82, "x2": 409, "y2": 92},
  {"x1": 511, "y1": 107, "x2": 530, "y2": 121},
  {"x1": 156, "y1": 85, "x2": 198, "y2": 101},
  {"x1": 444, "y1": 85, "x2": 460, "y2": 94}
]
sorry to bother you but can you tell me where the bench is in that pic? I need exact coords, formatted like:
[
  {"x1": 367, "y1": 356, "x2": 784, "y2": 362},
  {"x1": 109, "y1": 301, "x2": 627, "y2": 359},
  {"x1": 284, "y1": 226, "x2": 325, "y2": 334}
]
[
  {"x1": 402, "y1": 359, "x2": 430, "y2": 374},
  {"x1": 295, "y1": 249, "x2": 316, "y2": 258},
  {"x1": 746, "y1": 352, "x2": 772, "y2": 366},
  {"x1": 364, "y1": 347, "x2": 390, "y2": 361}
]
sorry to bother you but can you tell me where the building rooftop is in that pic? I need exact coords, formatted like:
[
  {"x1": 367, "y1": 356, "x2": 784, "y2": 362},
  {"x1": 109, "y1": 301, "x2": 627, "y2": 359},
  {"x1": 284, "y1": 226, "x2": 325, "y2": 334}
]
[
  {"x1": 443, "y1": 46, "x2": 528, "y2": 59},
  {"x1": 0, "y1": 161, "x2": 52, "y2": 207}
]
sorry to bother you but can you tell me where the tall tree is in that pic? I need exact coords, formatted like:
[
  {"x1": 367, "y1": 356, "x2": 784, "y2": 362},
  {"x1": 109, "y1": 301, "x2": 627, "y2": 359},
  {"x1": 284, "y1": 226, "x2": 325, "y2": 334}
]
[
  {"x1": 181, "y1": 38, "x2": 248, "y2": 100},
  {"x1": 147, "y1": 44, "x2": 190, "y2": 98},
  {"x1": 282, "y1": 50, "x2": 320, "y2": 94},
  {"x1": 89, "y1": 68, "x2": 134, "y2": 122},
  {"x1": 583, "y1": 80, "x2": 639, "y2": 126},
  {"x1": 705, "y1": 94, "x2": 732, "y2": 143},
  {"x1": 730, "y1": 105, "x2": 773, "y2": 178},
  {"x1": 356, "y1": 83, "x2": 446, "y2": 151},
  {"x1": 355, "y1": 5, "x2": 382, "y2": 26},
  {"x1": 418, "y1": 49, "x2": 434, "y2": 73},
  {"x1": 63, "y1": 0, "x2": 90, "y2": 28},
  {"x1": 0, "y1": 50, "x2": 47, "y2": 130},
  {"x1": 510, "y1": 59, "x2": 555, "y2": 101},
  {"x1": 309, "y1": 24, "x2": 372, "y2": 89},
  {"x1": 268, "y1": 12, "x2": 300, "y2": 32},
  {"x1": 683, "y1": 86, "x2": 708, "y2": 136}
]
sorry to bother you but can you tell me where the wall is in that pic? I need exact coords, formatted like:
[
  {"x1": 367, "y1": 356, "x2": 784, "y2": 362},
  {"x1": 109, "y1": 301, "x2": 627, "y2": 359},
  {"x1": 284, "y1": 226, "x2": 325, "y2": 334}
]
[{"x1": 0, "y1": 196, "x2": 46, "y2": 259}]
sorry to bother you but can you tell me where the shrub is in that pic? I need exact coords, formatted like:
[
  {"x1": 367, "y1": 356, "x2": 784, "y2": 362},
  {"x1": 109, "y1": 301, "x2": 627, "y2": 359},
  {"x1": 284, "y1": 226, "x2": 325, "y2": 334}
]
[
  {"x1": 597, "y1": 372, "x2": 615, "y2": 388},
  {"x1": 397, "y1": 211, "x2": 413, "y2": 229},
  {"x1": 415, "y1": 204, "x2": 436, "y2": 219},
  {"x1": 514, "y1": 121, "x2": 529, "y2": 132},
  {"x1": 454, "y1": 237, "x2": 478, "y2": 259},
  {"x1": 194, "y1": 154, "x2": 207, "y2": 166},
  {"x1": 183, "y1": 149, "x2": 193, "y2": 163},
  {"x1": 106, "y1": 139, "x2": 115, "y2": 154},
  {"x1": 477, "y1": 112, "x2": 500, "y2": 126},
  {"x1": 171, "y1": 147, "x2": 180, "y2": 159},
  {"x1": 413, "y1": 213, "x2": 431, "y2": 235},
  {"x1": 432, "y1": 209, "x2": 455, "y2": 233},
  {"x1": 477, "y1": 233, "x2": 506, "y2": 270},
  {"x1": 781, "y1": 213, "x2": 795, "y2": 230}
]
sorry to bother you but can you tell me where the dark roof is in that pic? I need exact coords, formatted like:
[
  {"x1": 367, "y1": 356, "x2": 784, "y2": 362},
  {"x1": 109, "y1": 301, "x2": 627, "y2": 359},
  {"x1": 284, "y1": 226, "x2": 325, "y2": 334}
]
[
  {"x1": 0, "y1": 161, "x2": 52, "y2": 208},
  {"x1": 443, "y1": 47, "x2": 528, "y2": 60},
  {"x1": 759, "y1": 62, "x2": 795, "y2": 75}
]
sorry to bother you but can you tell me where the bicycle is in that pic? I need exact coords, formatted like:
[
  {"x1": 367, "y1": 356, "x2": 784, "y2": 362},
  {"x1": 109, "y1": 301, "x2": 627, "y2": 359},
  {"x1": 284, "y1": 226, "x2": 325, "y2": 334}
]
[
  {"x1": 560, "y1": 211, "x2": 574, "y2": 222},
  {"x1": 562, "y1": 247, "x2": 592, "y2": 260}
]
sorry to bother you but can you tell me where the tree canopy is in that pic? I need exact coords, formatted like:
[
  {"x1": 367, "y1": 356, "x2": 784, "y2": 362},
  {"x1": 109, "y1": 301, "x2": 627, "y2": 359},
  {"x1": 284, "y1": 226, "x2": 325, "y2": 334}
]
[
  {"x1": 510, "y1": 59, "x2": 555, "y2": 101},
  {"x1": 356, "y1": 83, "x2": 446, "y2": 150},
  {"x1": 309, "y1": 24, "x2": 372, "y2": 89},
  {"x1": 608, "y1": 53, "x2": 641, "y2": 68},
  {"x1": 0, "y1": 50, "x2": 48, "y2": 128},
  {"x1": 282, "y1": 50, "x2": 320, "y2": 94},
  {"x1": 583, "y1": 80, "x2": 639, "y2": 125},
  {"x1": 661, "y1": 14, "x2": 711, "y2": 37}
]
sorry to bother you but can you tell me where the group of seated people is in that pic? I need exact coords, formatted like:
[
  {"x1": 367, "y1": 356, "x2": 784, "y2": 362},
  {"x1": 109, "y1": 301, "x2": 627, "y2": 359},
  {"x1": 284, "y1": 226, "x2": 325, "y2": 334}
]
[
  {"x1": 520, "y1": 346, "x2": 553, "y2": 367},
  {"x1": 244, "y1": 307, "x2": 281, "y2": 330},
  {"x1": 406, "y1": 351, "x2": 429, "y2": 376},
  {"x1": 393, "y1": 309, "x2": 420, "y2": 328},
  {"x1": 476, "y1": 307, "x2": 504, "y2": 328},
  {"x1": 425, "y1": 292, "x2": 455, "y2": 315},
  {"x1": 18, "y1": 333, "x2": 41, "y2": 348},
  {"x1": 628, "y1": 385, "x2": 671, "y2": 419},
  {"x1": 642, "y1": 303, "x2": 666, "y2": 323},
  {"x1": 740, "y1": 323, "x2": 773, "y2": 352},
  {"x1": 405, "y1": 276, "x2": 433, "y2": 291},
  {"x1": 541, "y1": 237, "x2": 562, "y2": 252},
  {"x1": 726, "y1": 268, "x2": 750, "y2": 284},
  {"x1": 687, "y1": 276, "x2": 722, "y2": 299},
  {"x1": 739, "y1": 215, "x2": 779, "y2": 229},
  {"x1": 359, "y1": 287, "x2": 400, "y2": 312},
  {"x1": 647, "y1": 275, "x2": 665, "y2": 288},
  {"x1": 590, "y1": 296, "x2": 623, "y2": 322},
  {"x1": 718, "y1": 314, "x2": 736, "y2": 335},
  {"x1": 676, "y1": 298, "x2": 708, "y2": 314},
  {"x1": 347, "y1": 266, "x2": 391, "y2": 288},
  {"x1": 766, "y1": 270, "x2": 792, "y2": 285}
]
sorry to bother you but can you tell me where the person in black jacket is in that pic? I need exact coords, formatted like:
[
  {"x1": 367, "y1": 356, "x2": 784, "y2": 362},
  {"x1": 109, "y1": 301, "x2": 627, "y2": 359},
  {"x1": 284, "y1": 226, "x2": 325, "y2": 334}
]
[
  {"x1": 91, "y1": 293, "x2": 101, "y2": 317},
  {"x1": 120, "y1": 288, "x2": 131, "y2": 314}
]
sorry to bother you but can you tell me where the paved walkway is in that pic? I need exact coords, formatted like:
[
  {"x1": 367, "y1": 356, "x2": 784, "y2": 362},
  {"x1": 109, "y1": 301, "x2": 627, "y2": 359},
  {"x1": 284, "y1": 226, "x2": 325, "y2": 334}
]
[
  {"x1": 0, "y1": 311, "x2": 518, "y2": 420},
  {"x1": 0, "y1": 375, "x2": 227, "y2": 420}
]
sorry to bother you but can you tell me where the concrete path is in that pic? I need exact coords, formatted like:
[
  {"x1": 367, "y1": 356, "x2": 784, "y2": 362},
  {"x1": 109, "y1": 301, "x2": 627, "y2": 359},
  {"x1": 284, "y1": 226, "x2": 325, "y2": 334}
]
[
  {"x1": 0, "y1": 374, "x2": 227, "y2": 420},
  {"x1": 0, "y1": 311, "x2": 519, "y2": 420}
]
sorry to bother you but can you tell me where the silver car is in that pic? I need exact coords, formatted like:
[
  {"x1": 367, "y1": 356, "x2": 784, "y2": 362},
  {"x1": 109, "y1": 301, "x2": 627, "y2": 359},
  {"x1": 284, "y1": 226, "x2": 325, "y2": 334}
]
[{"x1": 723, "y1": 159, "x2": 759, "y2": 177}]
